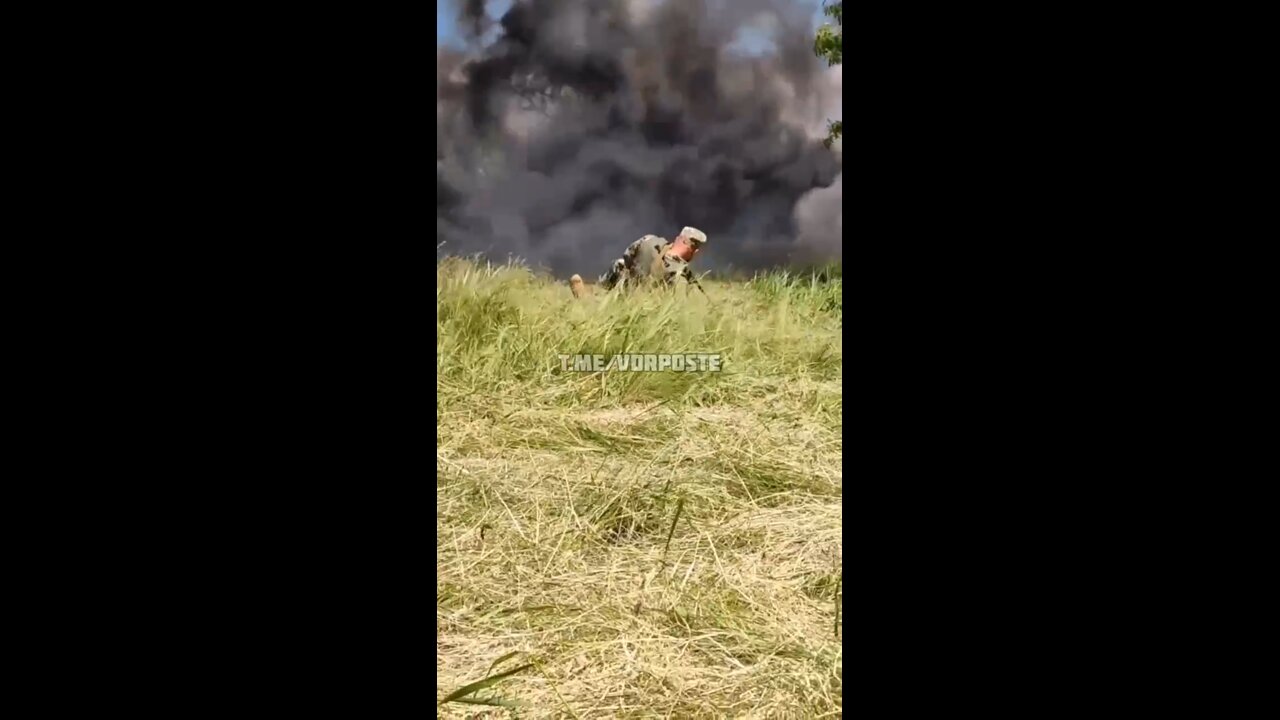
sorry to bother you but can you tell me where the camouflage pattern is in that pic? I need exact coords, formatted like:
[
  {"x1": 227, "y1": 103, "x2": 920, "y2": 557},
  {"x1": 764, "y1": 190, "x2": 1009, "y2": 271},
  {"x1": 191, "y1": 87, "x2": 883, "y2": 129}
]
[{"x1": 600, "y1": 227, "x2": 707, "y2": 292}]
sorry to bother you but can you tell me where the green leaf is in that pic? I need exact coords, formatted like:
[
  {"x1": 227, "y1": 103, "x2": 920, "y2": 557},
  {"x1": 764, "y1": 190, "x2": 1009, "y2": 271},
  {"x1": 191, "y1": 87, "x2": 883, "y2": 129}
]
[
  {"x1": 487, "y1": 650, "x2": 523, "y2": 677},
  {"x1": 452, "y1": 696, "x2": 526, "y2": 708},
  {"x1": 814, "y1": 2, "x2": 843, "y2": 67},
  {"x1": 438, "y1": 663, "x2": 535, "y2": 705},
  {"x1": 823, "y1": 120, "x2": 843, "y2": 149}
]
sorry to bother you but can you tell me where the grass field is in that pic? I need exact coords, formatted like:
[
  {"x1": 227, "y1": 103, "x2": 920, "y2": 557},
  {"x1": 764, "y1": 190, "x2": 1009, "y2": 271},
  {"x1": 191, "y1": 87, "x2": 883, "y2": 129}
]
[{"x1": 437, "y1": 258, "x2": 843, "y2": 718}]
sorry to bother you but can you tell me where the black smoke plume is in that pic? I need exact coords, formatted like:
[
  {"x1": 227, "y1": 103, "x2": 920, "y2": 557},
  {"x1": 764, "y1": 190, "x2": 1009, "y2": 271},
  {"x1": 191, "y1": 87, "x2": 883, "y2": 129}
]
[{"x1": 437, "y1": 0, "x2": 842, "y2": 275}]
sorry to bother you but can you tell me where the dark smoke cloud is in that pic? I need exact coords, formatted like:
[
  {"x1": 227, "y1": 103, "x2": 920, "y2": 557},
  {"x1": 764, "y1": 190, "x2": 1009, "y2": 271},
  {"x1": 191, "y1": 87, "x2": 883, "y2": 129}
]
[
  {"x1": 457, "y1": 0, "x2": 493, "y2": 40},
  {"x1": 437, "y1": 0, "x2": 842, "y2": 274}
]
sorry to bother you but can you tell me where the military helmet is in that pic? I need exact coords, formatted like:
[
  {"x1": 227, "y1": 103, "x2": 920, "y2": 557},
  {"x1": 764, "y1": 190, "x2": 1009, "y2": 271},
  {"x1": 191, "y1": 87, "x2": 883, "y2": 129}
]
[{"x1": 680, "y1": 227, "x2": 708, "y2": 247}]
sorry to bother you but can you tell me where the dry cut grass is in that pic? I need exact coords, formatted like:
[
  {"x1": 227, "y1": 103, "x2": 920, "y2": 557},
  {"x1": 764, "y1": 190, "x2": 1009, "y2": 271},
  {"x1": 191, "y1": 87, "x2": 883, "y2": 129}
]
[{"x1": 438, "y1": 258, "x2": 842, "y2": 718}]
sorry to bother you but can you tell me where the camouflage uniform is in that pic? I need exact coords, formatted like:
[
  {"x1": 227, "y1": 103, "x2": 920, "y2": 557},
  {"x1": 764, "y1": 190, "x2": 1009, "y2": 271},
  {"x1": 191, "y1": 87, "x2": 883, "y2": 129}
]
[{"x1": 600, "y1": 227, "x2": 707, "y2": 292}]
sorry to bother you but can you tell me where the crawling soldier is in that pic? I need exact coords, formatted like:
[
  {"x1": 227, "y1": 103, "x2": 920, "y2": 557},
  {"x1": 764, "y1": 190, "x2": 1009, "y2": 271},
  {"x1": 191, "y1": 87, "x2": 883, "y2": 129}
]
[{"x1": 599, "y1": 226, "x2": 708, "y2": 292}]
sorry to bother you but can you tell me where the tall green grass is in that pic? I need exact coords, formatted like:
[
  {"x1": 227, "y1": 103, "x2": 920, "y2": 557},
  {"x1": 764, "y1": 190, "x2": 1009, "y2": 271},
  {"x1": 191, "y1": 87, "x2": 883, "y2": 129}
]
[{"x1": 436, "y1": 257, "x2": 841, "y2": 408}]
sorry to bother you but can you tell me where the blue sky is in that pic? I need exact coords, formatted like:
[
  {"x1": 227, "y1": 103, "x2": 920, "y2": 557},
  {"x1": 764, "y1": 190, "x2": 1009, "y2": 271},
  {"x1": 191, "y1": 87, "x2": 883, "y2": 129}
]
[
  {"x1": 438, "y1": 0, "x2": 513, "y2": 45},
  {"x1": 437, "y1": 0, "x2": 831, "y2": 55}
]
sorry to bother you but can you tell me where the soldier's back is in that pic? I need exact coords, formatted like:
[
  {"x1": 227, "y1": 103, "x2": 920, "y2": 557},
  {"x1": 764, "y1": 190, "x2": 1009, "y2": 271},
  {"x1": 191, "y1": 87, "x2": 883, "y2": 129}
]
[{"x1": 626, "y1": 234, "x2": 669, "y2": 285}]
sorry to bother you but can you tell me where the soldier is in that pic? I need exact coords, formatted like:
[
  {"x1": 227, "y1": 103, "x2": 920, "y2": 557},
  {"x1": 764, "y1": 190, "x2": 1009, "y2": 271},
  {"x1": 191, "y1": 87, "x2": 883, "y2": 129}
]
[{"x1": 599, "y1": 227, "x2": 708, "y2": 292}]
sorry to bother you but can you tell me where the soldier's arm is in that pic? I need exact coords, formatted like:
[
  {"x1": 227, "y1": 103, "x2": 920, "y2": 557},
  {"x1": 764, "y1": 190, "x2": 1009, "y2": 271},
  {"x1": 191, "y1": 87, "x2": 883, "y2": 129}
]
[{"x1": 600, "y1": 258, "x2": 626, "y2": 290}]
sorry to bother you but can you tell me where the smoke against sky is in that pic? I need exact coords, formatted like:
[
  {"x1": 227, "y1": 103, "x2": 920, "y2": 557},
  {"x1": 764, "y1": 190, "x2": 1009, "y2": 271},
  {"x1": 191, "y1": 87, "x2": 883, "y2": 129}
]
[{"x1": 437, "y1": 0, "x2": 842, "y2": 274}]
